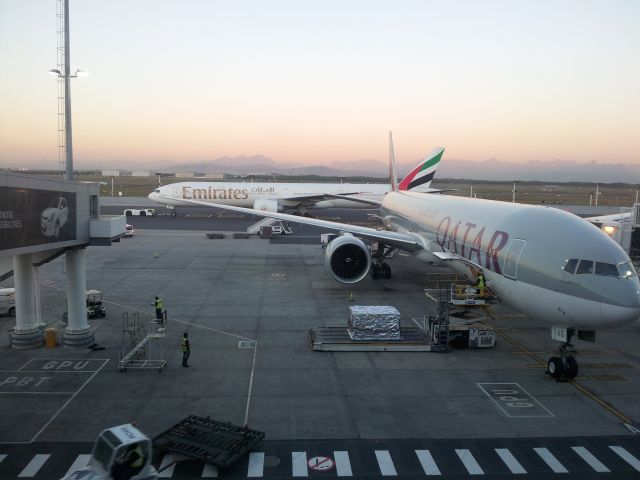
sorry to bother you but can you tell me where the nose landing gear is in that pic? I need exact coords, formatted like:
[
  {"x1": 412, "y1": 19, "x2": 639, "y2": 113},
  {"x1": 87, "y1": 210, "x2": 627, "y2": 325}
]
[{"x1": 547, "y1": 328, "x2": 579, "y2": 380}]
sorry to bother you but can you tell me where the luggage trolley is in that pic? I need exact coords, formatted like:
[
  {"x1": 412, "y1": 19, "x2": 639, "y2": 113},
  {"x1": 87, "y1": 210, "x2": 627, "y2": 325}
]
[{"x1": 118, "y1": 312, "x2": 167, "y2": 372}]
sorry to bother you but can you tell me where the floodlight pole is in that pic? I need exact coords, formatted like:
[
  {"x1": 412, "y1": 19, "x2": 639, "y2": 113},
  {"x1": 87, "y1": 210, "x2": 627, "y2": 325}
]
[{"x1": 63, "y1": 0, "x2": 74, "y2": 181}]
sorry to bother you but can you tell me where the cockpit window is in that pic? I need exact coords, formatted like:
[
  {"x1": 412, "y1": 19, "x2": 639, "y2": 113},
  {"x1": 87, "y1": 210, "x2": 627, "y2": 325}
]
[
  {"x1": 155, "y1": 189, "x2": 160, "y2": 193},
  {"x1": 563, "y1": 259, "x2": 579, "y2": 274},
  {"x1": 619, "y1": 261, "x2": 637, "y2": 278},
  {"x1": 595, "y1": 262, "x2": 619, "y2": 277},
  {"x1": 576, "y1": 260, "x2": 594, "y2": 275}
]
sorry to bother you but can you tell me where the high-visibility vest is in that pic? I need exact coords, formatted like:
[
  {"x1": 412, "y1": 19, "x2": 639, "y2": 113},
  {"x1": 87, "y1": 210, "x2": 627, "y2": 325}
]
[
  {"x1": 155, "y1": 298, "x2": 164, "y2": 310},
  {"x1": 130, "y1": 445, "x2": 144, "y2": 468},
  {"x1": 181, "y1": 337, "x2": 189, "y2": 352},
  {"x1": 476, "y1": 276, "x2": 485, "y2": 288}
]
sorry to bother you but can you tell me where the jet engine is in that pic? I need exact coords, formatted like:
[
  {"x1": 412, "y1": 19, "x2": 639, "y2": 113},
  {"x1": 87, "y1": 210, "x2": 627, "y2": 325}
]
[
  {"x1": 324, "y1": 234, "x2": 371, "y2": 284},
  {"x1": 253, "y1": 199, "x2": 281, "y2": 212}
]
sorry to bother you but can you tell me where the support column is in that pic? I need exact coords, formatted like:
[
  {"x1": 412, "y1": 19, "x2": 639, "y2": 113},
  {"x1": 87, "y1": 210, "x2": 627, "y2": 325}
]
[
  {"x1": 11, "y1": 254, "x2": 43, "y2": 349},
  {"x1": 63, "y1": 249, "x2": 94, "y2": 347},
  {"x1": 33, "y1": 266, "x2": 44, "y2": 328}
]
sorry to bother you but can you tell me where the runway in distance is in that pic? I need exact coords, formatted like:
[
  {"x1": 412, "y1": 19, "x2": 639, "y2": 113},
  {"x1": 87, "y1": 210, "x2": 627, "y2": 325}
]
[
  {"x1": 157, "y1": 133, "x2": 640, "y2": 380},
  {"x1": 147, "y1": 147, "x2": 443, "y2": 216}
]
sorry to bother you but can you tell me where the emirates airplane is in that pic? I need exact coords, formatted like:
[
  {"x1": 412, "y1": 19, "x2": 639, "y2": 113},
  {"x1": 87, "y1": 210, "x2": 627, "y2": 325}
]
[
  {"x1": 155, "y1": 134, "x2": 640, "y2": 379},
  {"x1": 147, "y1": 147, "x2": 442, "y2": 216}
]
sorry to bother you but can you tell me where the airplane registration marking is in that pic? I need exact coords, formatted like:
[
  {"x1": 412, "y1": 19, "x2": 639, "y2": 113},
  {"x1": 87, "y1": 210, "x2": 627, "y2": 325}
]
[{"x1": 477, "y1": 383, "x2": 554, "y2": 418}]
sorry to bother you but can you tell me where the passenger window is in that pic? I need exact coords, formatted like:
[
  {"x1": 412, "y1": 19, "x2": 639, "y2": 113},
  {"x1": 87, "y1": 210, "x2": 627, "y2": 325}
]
[
  {"x1": 576, "y1": 260, "x2": 594, "y2": 274},
  {"x1": 619, "y1": 261, "x2": 638, "y2": 278},
  {"x1": 563, "y1": 259, "x2": 579, "y2": 274},
  {"x1": 595, "y1": 262, "x2": 619, "y2": 277}
]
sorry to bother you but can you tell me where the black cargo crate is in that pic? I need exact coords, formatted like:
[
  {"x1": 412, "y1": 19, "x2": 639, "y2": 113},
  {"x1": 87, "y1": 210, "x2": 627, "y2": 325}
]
[{"x1": 153, "y1": 415, "x2": 265, "y2": 468}]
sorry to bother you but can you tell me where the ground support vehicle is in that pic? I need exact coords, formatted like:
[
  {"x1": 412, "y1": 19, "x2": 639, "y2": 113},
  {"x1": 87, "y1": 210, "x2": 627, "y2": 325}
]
[
  {"x1": 124, "y1": 208, "x2": 155, "y2": 217},
  {"x1": 63, "y1": 417, "x2": 264, "y2": 479},
  {"x1": 0, "y1": 288, "x2": 16, "y2": 317},
  {"x1": 86, "y1": 290, "x2": 107, "y2": 318},
  {"x1": 450, "y1": 284, "x2": 494, "y2": 306},
  {"x1": 62, "y1": 423, "x2": 157, "y2": 479},
  {"x1": 445, "y1": 318, "x2": 496, "y2": 349},
  {"x1": 62, "y1": 290, "x2": 106, "y2": 324}
]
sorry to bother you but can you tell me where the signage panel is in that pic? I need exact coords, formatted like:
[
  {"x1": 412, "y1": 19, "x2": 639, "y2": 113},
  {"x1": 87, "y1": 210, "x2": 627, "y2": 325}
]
[{"x1": 0, "y1": 186, "x2": 77, "y2": 251}]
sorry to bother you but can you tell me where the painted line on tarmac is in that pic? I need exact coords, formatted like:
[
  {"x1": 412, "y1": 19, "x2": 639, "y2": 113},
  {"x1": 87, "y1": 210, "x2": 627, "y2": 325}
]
[
  {"x1": 493, "y1": 326, "x2": 633, "y2": 425},
  {"x1": 41, "y1": 282, "x2": 260, "y2": 435},
  {"x1": 30, "y1": 360, "x2": 109, "y2": 444},
  {"x1": 43, "y1": 283, "x2": 255, "y2": 342}
]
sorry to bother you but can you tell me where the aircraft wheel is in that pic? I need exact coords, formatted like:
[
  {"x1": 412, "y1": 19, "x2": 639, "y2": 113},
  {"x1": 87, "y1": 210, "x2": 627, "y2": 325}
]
[
  {"x1": 371, "y1": 265, "x2": 379, "y2": 279},
  {"x1": 565, "y1": 357, "x2": 579, "y2": 379},
  {"x1": 140, "y1": 211, "x2": 146, "y2": 216},
  {"x1": 548, "y1": 357, "x2": 564, "y2": 378},
  {"x1": 382, "y1": 263, "x2": 392, "y2": 279},
  {"x1": 8, "y1": 307, "x2": 15, "y2": 317},
  {"x1": 171, "y1": 211, "x2": 177, "y2": 217}
]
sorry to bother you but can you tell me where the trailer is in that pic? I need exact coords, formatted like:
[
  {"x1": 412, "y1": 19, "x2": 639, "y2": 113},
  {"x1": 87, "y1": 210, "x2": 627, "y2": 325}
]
[
  {"x1": 153, "y1": 415, "x2": 265, "y2": 469},
  {"x1": 62, "y1": 417, "x2": 265, "y2": 479}
]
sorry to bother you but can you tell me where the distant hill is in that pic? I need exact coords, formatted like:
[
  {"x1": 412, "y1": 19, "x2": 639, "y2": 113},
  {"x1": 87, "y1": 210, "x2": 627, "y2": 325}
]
[
  {"x1": 21, "y1": 154, "x2": 640, "y2": 183},
  {"x1": 163, "y1": 155, "x2": 640, "y2": 183}
]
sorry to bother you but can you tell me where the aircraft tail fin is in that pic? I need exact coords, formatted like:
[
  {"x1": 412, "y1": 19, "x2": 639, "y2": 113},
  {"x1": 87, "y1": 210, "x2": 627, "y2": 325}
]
[
  {"x1": 389, "y1": 131, "x2": 399, "y2": 192},
  {"x1": 398, "y1": 147, "x2": 444, "y2": 192}
]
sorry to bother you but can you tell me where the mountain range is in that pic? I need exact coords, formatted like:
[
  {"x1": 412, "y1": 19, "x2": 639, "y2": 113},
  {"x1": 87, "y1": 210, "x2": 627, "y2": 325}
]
[{"x1": 160, "y1": 155, "x2": 640, "y2": 183}]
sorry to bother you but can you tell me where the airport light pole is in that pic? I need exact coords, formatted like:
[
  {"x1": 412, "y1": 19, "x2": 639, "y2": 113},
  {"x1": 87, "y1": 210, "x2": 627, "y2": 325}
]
[{"x1": 49, "y1": 0, "x2": 86, "y2": 181}]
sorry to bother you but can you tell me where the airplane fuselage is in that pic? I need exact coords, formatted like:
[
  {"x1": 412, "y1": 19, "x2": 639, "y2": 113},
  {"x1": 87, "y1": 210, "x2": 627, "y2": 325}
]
[
  {"x1": 149, "y1": 182, "x2": 389, "y2": 210},
  {"x1": 380, "y1": 191, "x2": 640, "y2": 330}
]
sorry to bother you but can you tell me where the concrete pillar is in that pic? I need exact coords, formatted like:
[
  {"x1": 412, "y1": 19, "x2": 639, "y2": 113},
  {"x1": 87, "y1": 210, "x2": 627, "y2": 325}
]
[
  {"x1": 63, "y1": 249, "x2": 94, "y2": 347},
  {"x1": 33, "y1": 266, "x2": 43, "y2": 328},
  {"x1": 11, "y1": 253, "x2": 43, "y2": 349}
]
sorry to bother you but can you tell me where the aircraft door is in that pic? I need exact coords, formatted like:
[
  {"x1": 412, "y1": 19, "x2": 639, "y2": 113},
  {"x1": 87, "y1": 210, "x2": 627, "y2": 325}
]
[{"x1": 503, "y1": 239, "x2": 527, "y2": 280}]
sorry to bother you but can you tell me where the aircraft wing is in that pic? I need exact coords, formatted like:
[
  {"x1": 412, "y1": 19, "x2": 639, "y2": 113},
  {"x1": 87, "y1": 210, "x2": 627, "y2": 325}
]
[
  {"x1": 158, "y1": 194, "x2": 423, "y2": 252},
  {"x1": 280, "y1": 192, "x2": 381, "y2": 207}
]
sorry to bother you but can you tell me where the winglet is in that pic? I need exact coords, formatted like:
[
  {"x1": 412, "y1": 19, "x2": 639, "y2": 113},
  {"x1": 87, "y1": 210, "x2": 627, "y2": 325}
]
[
  {"x1": 389, "y1": 131, "x2": 399, "y2": 192},
  {"x1": 399, "y1": 147, "x2": 444, "y2": 191}
]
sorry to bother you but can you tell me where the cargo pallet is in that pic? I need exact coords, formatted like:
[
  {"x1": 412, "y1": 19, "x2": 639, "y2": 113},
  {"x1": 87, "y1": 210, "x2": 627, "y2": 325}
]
[
  {"x1": 153, "y1": 415, "x2": 265, "y2": 469},
  {"x1": 309, "y1": 327, "x2": 446, "y2": 352}
]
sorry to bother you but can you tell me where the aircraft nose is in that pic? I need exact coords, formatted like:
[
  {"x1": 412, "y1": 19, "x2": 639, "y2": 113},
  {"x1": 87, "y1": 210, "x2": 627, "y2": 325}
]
[{"x1": 600, "y1": 282, "x2": 640, "y2": 326}]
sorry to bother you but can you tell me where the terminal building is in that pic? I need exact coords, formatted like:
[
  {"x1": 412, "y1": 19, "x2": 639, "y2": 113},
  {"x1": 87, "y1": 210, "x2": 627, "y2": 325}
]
[{"x1": 0, "y1": 171, "x2": 125, "y2": 349}]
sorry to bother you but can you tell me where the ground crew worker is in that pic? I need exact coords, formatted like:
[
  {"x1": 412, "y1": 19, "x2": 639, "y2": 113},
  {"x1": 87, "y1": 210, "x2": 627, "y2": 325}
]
[
  {"x1": 475, "y1": 273, "x2": 486, "y2": 290},
  {"x1": 111, "y1": 442, "x2": 145, "y2": 480},
  {"x1": 181, "y1": 332, "x2": 190, "y2": 367},
  {"x1": 152, "y1": 296, "x2": 164, "y2": 321}
]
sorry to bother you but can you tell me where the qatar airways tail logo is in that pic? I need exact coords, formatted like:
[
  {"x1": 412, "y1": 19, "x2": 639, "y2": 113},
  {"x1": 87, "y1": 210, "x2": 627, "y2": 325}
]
[{"x1": 436, "y1": 217, "x2": 510, "y2": 274}]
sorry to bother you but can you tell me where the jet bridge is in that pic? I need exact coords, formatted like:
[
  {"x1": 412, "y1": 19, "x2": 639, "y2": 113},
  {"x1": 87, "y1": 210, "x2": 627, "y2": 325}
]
[{"x1": 1, "y1": 171, "x2": 126, "y2": 348}]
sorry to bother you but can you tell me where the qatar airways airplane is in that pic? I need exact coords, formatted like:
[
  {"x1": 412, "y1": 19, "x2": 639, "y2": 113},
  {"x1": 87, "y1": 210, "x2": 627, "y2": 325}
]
[
  {"x1": 155, "y1": 134, "x2": 640, "y2": 379},
  {"x1": 147, "y1": 147, "x2": 442, "y2": 216}
]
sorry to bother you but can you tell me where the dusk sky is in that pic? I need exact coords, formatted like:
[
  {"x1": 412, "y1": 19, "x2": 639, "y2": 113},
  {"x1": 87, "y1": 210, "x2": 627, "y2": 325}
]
[{"x1": 1, "y1": 0, "x2": 639, "y2": 170}]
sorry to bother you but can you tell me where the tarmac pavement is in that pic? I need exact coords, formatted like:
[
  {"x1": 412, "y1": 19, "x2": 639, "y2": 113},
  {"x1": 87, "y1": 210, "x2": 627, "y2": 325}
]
[{"x1": 0, "y1": 208, "x2": 639, "y2": 479}]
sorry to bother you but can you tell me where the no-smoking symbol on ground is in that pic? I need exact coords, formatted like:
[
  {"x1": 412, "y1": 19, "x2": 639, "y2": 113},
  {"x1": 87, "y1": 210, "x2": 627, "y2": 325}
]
[{"x1": 308, "y1": 455, "x2": 335, "y2": 471}]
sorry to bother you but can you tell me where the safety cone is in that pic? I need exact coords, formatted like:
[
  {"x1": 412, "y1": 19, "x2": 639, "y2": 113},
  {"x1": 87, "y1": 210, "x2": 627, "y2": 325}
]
[{"x1": 349, "y1": 292, "x2": 354, "y2": 302}]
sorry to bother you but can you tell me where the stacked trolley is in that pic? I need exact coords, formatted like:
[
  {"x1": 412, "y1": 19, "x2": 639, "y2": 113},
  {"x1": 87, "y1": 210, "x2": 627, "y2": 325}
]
[{"x1": 118, "y1": 312, "x2": 167, "y2": 372}]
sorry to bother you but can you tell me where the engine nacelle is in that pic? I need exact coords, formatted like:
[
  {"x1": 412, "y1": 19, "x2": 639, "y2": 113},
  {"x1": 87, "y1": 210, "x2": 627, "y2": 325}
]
[
  {"x1": 253, "y1": 199, "x2": 282, "y2": 212},
  {"x1": 324, "y1": 234, "x2": 371, "y2": 284}
]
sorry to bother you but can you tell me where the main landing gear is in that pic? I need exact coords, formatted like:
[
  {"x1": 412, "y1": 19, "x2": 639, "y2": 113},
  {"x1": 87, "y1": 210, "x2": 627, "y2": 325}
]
[
  {"x1": 547, "y1": 328, "x2": 579, "y2": 380},
  {"x1": 370, "y1": 242, "x2": 393, "y2": 279}
]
